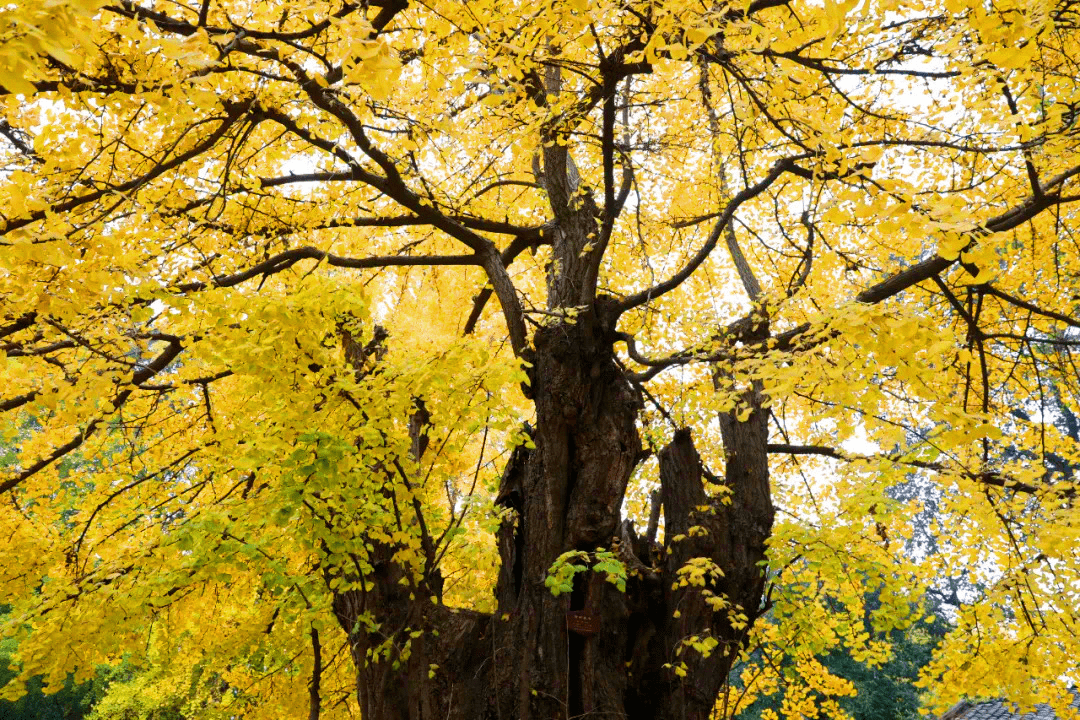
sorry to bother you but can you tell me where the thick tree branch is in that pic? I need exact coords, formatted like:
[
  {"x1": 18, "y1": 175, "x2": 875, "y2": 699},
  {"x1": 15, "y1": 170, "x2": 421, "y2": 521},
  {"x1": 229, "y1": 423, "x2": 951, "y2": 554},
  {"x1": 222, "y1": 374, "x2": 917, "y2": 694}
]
[
  {"x1": 1, "y1": 107, "x2": 247, "y2": 239},
  {"x1": 621, "y1": 164, "x2": 1080, "y2": 377},
  {"x1": 0, "y1": 339, "x2": 185, "y2": 495},
  {"x1": 767, "y1": 443, "x2": 1075, "y2": 498},
  {"x1": 982, "y1": 286, "x2": 1080, "y2": 328},
  {"x1": 759, "y1": 47, "x2": 961, "y2": 79},
  {"x1": 309, "y1": 627, "x2": 322, "y2": 720},
  {"x1": 0, "y1": 391, "x2": 40, "y2": 412},
  {"x1": 256, "y1": 104, "x2": 529, "y2": 353},
  {"x1": 588, "y1": 76, "x2": 619, "y2": 298},
  {"x1": 463, "y1": 227, "x2": 549, "y2": 335},
  {"x1": 0, "y1": 312, "x2": 37, "y2": 340},
  {"x1": 108, "y1": 0, "x2": 404, "y2": 43},
  {"x1": 175, "y1": 246, "x2": 481, "y2": 293},
  {"x1": 615, "y1": 158, "x2": 793, "y2": 313}
]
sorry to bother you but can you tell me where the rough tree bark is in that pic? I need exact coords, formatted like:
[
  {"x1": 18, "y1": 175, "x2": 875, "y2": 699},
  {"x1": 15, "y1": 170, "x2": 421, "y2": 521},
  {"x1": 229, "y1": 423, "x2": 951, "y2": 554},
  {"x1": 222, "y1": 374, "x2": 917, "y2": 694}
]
[{"x1": 327, "y1": 255, "x2": 775, "y2": 720}]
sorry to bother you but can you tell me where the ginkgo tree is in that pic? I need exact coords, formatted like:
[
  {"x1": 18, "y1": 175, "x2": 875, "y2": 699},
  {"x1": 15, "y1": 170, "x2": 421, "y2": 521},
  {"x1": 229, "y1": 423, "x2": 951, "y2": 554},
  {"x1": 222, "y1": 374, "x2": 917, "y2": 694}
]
[{"x1": 3, "y1": 0, "x2": 1080, "y2": 718}]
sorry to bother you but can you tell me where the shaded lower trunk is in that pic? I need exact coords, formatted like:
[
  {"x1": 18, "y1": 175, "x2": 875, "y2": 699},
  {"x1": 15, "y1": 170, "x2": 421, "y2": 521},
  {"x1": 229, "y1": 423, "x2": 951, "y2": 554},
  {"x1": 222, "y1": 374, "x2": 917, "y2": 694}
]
[{"x1": 330, "y1": 319, "x2": 774, "y2": 720}]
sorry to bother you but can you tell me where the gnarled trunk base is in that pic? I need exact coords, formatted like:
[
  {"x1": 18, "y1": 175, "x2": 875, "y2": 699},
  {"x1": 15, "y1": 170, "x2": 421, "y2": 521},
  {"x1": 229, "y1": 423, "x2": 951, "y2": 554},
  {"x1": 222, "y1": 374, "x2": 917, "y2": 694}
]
[{"x1": 331, "y1": 321, "x2": 774, "y2": 720}]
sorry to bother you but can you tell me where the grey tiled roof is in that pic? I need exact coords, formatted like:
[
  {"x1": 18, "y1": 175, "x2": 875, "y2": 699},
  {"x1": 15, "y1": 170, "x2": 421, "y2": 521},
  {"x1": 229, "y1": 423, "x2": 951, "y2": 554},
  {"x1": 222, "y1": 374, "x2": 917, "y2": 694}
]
[{"x1": 940, "y1": 692, "x2": 1080, "y2": 720}]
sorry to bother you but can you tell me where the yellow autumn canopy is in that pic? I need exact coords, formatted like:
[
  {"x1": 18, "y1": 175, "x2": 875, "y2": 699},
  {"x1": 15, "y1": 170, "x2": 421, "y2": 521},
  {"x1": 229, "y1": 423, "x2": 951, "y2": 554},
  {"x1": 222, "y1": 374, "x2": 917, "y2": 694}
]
[{"x1": 1, "y1": 0, "x2": 1079, "y2": 718}]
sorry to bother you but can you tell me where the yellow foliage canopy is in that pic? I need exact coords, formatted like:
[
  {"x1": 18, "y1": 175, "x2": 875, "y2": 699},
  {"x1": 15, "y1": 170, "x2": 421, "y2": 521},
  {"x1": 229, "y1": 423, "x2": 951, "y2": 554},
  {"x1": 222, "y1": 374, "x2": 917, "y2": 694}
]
[{"x1": 1, "y1": 0, "x2": 1079, "y2": 717}]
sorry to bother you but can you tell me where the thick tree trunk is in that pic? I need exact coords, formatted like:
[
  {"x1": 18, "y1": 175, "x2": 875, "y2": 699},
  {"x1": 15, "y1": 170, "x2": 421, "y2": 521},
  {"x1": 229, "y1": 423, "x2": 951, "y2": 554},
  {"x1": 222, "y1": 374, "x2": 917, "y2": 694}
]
[
  {"x1": 490, "y1": 317, "x2": 643, "y2": 720},
  {"x1": 328, "y1": 313, "x2": 775, "y2": 719},
  {"x1": 326, "y1": 179, "x2": 774, "y2": 717}
]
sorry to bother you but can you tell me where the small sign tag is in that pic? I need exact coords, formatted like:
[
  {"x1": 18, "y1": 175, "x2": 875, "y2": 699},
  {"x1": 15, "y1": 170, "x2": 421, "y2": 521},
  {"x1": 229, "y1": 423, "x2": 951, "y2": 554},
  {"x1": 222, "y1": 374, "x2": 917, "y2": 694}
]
[{"x1": 566, "y1": 610, "x2": 600, "y2": 636}]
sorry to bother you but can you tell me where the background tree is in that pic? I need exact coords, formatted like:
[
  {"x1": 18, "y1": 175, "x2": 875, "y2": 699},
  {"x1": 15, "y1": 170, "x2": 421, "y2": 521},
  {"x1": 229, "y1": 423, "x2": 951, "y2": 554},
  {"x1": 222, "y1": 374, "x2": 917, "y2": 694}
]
[
  {"x1": 0, "y1": 634, "x2": 99, "y2": 720},
  {"x1": 733, "y1": 591, "x2": 951, "y2": 720},
  {"x1": 2, "y1": 0, "x2": 1080, "y2": 719}
]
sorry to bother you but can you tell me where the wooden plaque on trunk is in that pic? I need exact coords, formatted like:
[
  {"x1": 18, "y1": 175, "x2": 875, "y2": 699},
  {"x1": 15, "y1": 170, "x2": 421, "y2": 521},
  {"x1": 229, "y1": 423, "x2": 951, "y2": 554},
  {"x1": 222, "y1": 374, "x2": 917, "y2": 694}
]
[{"x1": 566, "y1": 610, "x2": 600, "y2": 636}]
